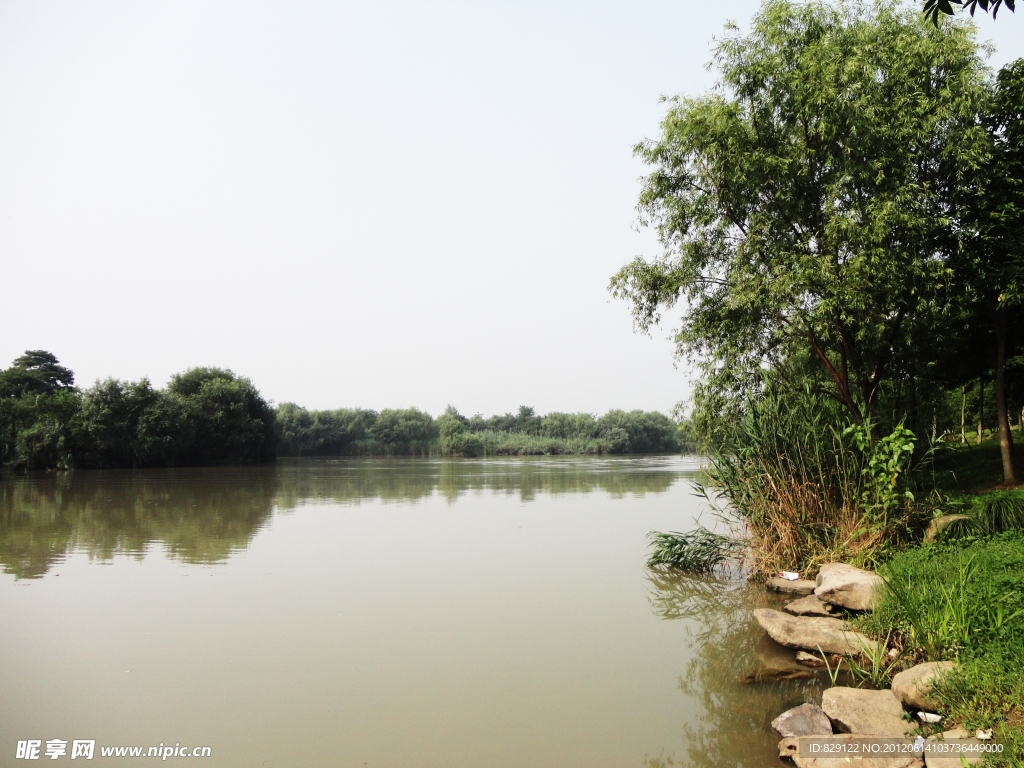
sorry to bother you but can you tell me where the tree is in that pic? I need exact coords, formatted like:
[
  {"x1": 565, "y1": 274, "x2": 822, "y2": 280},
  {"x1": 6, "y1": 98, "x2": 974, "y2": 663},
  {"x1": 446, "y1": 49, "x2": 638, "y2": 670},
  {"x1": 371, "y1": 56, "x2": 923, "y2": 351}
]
[
  {"x1": 955, "y1": 59, "x2": 1024, "y2": 483},
  {"x1": 0, "y1": 350, "x2": 74, "y2": 398},
  {"x1": 168, "y1": 367, "x2": 277, "y2": 464},
  {"x1": 610, "y1": 0, "x2": 989, "y2": 430}
]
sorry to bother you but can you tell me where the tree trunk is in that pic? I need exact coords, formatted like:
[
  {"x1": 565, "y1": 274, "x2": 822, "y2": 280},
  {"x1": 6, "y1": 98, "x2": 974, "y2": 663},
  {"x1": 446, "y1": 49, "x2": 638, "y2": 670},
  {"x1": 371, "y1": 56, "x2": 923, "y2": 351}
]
[
  {"x1": 977, "y1": 377, "x2": 984, "y2": 445},
  {"x1": 995, "y1": 305, "x2": 1016, "y2": 484},
  {"x1": 961, "y1": 385, "x2": 967, "y2": 444}
]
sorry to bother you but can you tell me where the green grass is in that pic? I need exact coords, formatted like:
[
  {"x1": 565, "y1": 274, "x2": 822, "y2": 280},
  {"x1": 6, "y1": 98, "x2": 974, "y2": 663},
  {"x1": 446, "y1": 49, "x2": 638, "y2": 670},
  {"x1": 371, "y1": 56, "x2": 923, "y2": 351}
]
[
  {"x1": 928, "y1": 435, "x2": 1024, "y2": 494},
  {"x1": 858, "y1": 532, "x2": 1024, "y2": 766}
]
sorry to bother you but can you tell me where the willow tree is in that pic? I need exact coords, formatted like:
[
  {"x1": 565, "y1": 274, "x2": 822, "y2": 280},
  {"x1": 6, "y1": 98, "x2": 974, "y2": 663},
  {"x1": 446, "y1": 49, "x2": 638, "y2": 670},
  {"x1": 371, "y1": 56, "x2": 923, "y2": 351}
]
[{"x1": 610, "y1": 0, "x2": 989, "y2": 429}]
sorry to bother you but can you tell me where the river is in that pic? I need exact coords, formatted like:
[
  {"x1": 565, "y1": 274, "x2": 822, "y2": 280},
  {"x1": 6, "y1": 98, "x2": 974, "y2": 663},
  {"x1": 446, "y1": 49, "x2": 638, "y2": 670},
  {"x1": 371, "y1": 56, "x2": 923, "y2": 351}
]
[{"x1": 0, "y1": 456, "x2": 828, "y2": 767}]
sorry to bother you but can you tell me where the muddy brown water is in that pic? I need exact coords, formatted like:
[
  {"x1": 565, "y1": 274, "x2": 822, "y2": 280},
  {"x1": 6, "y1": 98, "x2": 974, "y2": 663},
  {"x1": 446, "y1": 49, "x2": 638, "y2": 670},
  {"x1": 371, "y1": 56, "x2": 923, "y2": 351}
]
[{"x1": 0, "y1": 457, "x2": 832, "y2": 767}]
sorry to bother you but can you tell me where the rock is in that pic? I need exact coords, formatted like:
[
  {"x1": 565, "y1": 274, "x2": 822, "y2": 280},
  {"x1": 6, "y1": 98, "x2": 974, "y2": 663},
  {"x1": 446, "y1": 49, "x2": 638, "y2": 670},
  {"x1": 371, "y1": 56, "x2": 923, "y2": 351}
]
[
  {"x1": 795, "y1": 650, "x2": 852, "y2": 673},
  {"x1": 789, "y1": 736, "x2": 924, "y2": 768},
  {"x1": 892, "y1": 662, "x2": 956, "y2": 712},
  {"x1": 785, "y1": 595, "x2": 838, "y2": 617},
  {"x1": 778, "y1": 737, "x2": 799, "y2": 760},
  {"x1": 815, "y1": 563, "x2": 884, "y2": 611},
  {"x1": 924, "y1": 728, "x2": 983, "y2": 767},
  {"x1": 924, "y1": 515, "x2": 971, "y2": 544},
  {"x1": 821, "y1": 687, "x2": 916, "y2": 737},
  {"x1": 753, "y1": 609, "x2": 878, "y2": 656},
  {"x1": 740, "y1": 635, "x2": 818, "y2": 682},
  {"x1": 767, "y1": 576, "x2": 818, "y2": 595},
  {"x1": 772, "y1": 703, "x2": 833, "y2": 738},
  {"x1": 796, "y1": 650, "x2": 826, "y2": 667}
]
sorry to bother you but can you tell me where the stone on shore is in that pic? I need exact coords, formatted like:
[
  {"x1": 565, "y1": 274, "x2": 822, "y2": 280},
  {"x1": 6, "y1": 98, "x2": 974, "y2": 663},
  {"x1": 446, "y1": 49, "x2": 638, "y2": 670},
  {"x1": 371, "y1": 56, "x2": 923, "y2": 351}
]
[
  {"x1": 814, "y1": 563, "x2": 883, "y2": 611},
  {"x1": 753, "y1": 609, "x2": 878, "y2": 656},
  {"x1": 785, "y1": 594, "x2": 838, "y2": 617},
  {"x1": 892, "y1": 662, "x2": 956, "y2": 712},
  {"x1": 924, "y1": 729, "x2": 983, "y2": 767},
  {"x1": 741, "y1": 635, "x2": 818, "y2": 682},
  {"x1": 821, "y1": 687, "x2": 916, "y2": 737},
  {"x1": 923, "y1": 516, "x2": 971, "y2": 544},
  {"x1": 767, "y1": 575, "x2": 818, "y2": 595},
  {"x1": 772, "y1": 703, "x2": 833, "y2": 738}
]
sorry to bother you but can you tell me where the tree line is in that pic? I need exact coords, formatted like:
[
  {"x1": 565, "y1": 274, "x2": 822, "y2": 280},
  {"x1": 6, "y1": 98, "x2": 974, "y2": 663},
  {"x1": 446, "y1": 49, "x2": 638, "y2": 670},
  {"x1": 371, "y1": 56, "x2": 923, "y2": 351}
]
[
  {"x1": 0, "y1": 351, "x2": 276, "y2": 470},
  {"x1": 0, "y1": 351, "x2": 687, "y2": 470},
  {"x1": 276, "y1": 403, "x2": 686, "y2": 457}
]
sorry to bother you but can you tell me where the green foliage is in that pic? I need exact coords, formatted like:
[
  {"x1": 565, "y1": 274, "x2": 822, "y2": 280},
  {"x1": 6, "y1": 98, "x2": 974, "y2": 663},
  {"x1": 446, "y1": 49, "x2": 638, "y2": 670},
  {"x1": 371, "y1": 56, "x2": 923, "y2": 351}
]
[
  {"x1": 369, "y1": 408, "x2": 439, "y2": 454},
  {"x1": 0, "y1": 352, "x2": 277, "y2": 469},
  {"x1": 696, "y1": 386, "x2": 929, "y2": 576},
  {"x1": 646, "y1": 529, "x2": 741, "y2": 572},
  {"x1": 923, "y1": 0, "x2": 1015, "y2": 25},
  {"x1": 610, "y1": 0, "x2": 990, "y2": 426},
  {"x1": 844, "y1": 421, "x2": 917, "y2": 521},
  {"x1": 168, "y1": 368, "x2": 277, "y2": 465},
  {"x1": 276, "y1": 403, "x2": 377, "y2": 457}
]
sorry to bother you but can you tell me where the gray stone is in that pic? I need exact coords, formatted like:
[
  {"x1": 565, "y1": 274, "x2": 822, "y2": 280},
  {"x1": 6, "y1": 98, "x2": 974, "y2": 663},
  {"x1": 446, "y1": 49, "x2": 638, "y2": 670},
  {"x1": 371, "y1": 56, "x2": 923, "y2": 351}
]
[
  {"x1": 892, "y1": 662, "x2": 956, "y2": 712},
  {"x1": 772, "y1": 703, "x2": 834, "y2": 738},
  {"x1": 924, "y1": 515, "x2": 971, "y2": 543},
  {"x1": 924, "y1": 729, "x2": 983, "y2": 768},
  {"x1": 815, "y1": 563, "x2": 883, "y2": 611},
  {"x1": 789, "y1": 736, "x2": 924, "y2": 768},
  {"x1": 754, "y1": 608, "x2": 878, "y2": 656},
  {"x1": 740, "y1": 634, "x2": 818, "y2": 682},
  {"x1": 821, "y1": 687, "x2": 916, "y2": 737},
  {"x1": 785, "y1": 594, "x2": 838, "y2": 617},
  {"x1": 767, "y1": 576, "x2": 818, "y2": 595}
]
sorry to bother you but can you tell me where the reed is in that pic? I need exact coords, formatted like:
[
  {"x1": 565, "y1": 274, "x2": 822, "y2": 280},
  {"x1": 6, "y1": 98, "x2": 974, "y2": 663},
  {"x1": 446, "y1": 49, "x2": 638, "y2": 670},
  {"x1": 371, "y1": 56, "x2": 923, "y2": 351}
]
[{"x1": 693, "y1": 386, "x2": 926, "y2": 578}]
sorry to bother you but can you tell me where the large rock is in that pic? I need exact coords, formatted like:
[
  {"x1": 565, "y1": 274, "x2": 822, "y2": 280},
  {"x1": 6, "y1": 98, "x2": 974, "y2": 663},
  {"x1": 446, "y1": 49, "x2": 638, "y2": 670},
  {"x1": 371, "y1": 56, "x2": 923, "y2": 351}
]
[
  {"x1": 821, "y1": 687, "x2": 916, "y2": 737},
  {"x1": 753, "y1": 609, "x2": 878, "y2": 656},
  {"x1": 924, "y1": 516, "x2": 971, "y2": 544},
  {"x1": 741, "y1": 635, "x2": 818, "y2": 682},
  {"x1": 892, "y1": 662, "x2": 956, "y2": 712},
  {"x1": 785, "y1": 595, "x2": 838, "y2": 617},
  {"x1": 788, "y1": 736, "x2": 924, "y2": 768},
  {"x1": 924, "y1": 729, "x2": 983, "y2": 768},
  {"x1": 815, "y1": 563, "x2": 883, "y2": 611},
  {"x1": 772, "y1": 703, "x2": 833, "y2": 738},
  {"x1": 767, "y1": 576, "x2": 818, "y2": 595}
]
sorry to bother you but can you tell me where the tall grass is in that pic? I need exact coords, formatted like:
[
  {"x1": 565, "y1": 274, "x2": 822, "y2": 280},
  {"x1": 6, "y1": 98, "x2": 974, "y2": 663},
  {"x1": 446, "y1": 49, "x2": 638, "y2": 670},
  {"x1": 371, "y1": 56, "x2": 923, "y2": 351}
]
[{"x1": 695, "y1": 387, "x2": 926, "y2": 577}]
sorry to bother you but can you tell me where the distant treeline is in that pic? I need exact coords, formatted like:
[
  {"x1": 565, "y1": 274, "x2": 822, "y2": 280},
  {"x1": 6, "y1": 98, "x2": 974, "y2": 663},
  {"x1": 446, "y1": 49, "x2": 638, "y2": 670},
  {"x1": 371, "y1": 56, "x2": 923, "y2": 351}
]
[
  {"x1": 0, "y1": 350, "x2": 692, "y2": 470},
  {"x1": 277, "y1": 404, "x2": 692, "y2": 457},
  {"x1": 0, "y1": 351, "x2": 276, "y2": 470}
]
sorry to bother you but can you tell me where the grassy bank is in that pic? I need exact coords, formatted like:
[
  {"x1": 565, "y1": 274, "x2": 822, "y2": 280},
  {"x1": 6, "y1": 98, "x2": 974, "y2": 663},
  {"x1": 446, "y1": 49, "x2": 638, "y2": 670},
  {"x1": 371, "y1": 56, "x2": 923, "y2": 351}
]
[{"x1": 857, "y1": 531, "x2": 1024, "y2": 766}]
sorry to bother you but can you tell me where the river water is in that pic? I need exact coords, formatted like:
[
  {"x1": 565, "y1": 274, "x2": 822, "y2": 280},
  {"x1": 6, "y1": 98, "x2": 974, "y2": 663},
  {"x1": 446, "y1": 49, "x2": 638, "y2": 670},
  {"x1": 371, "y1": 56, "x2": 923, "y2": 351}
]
[{"x1": 0, "y1": 456, "x2": 829, "y2": 767}]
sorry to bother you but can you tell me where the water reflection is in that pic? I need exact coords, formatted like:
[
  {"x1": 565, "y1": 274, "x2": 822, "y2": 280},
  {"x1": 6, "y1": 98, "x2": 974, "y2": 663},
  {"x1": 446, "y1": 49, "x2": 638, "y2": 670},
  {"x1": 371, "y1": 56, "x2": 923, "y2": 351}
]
[
  {"x1": 0, "y1": 456, "x2": 694, "y2": 579},
  {"x1": 645, "y1": 568, "x2": 834, "y2": 768},
  {"x1": 0, "y1": 468, "x2": 280, "y2": 579},
  {"x1": 274, "y1": 456, "x2": 685, "y2": 506}
]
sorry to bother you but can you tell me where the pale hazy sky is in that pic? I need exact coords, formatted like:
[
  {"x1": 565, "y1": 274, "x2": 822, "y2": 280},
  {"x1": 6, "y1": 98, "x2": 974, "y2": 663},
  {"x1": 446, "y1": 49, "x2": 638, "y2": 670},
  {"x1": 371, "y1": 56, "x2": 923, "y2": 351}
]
[{"x1": 2, "y1": 1, "x2": 1021, "y2": 418}]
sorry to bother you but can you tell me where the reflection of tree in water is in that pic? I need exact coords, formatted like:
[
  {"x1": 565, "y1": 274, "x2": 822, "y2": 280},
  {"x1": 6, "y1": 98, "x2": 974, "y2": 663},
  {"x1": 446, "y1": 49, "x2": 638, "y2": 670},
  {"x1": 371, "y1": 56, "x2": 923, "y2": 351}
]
[
  {"x1": 0, "y1": 457, "x2": 695, "y2": 579},
  {"x1": 273, "y1": 455, "x2": 692, "y2": 506},
  {"x1": 645, "y1": 567, "x2": 833, "y2": 768},
  {"x1": 0, "y1": 467, "x2": 279, "y2": 579}
]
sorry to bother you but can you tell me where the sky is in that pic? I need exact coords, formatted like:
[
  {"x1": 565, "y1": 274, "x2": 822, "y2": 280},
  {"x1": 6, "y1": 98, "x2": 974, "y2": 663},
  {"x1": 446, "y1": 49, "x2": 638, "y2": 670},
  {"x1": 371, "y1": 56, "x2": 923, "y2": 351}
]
[{"x1": 1, "y1": 1, "x2": 1022, "y2": 418}]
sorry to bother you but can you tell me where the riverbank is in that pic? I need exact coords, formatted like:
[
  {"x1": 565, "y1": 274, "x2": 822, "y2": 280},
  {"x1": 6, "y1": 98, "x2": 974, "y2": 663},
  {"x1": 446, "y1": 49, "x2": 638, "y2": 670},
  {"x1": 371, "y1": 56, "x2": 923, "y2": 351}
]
[{"x1": 758, "y1": 538, "x2": 1023, "y2": 767}]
